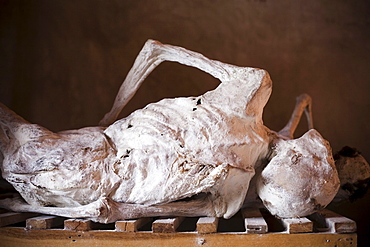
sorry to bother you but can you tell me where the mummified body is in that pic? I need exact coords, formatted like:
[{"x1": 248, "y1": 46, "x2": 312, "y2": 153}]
[{"x1": 0, "y1": 40, "x2": 340, "y2": 223}]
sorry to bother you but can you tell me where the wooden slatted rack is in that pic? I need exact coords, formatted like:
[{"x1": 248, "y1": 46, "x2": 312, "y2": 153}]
[{"x1": 0, "y1": 208, "x2": 357, "y2": 246}]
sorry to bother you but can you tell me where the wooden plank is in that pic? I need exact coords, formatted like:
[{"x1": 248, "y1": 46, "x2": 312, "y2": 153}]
[
  {"x1": 306, "y1": 212, "x2": 330, "y2": 232},
  {"x1": 152, "y1": 217, "x2": 184, "y2": 233},
  {"x1": 64, "y1": 219, "x2": 92, "y2": 231},
  {"x1": 196, "y1": 217, "x2": 219, "y2": 233},
  {"x1": 26, "y1": 215, "x2": 64, "y2": 229},
  {"x1": 115, "y1": 218, "x2": 153, "y2": 232},
  {"x1": 319, "y1": 209, "x2": 357, "y2": 233},
  {"x1": 0, "y1": 212, "x2": 39, "y2": 227},
  {"x1": 0, "y1": 227, "x2": 357, "y2": 247},
  {"x1": 281, "y1": 217, "x2": 313, "y2": 233},
  {"x1": 242, "y1": 208, "x2": 268, "y2": 233}
]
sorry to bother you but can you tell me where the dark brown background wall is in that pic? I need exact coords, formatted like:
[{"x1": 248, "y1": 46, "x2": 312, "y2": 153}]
[{"x1": 1, "y1": 0, "x2": 369, "y2": 245}]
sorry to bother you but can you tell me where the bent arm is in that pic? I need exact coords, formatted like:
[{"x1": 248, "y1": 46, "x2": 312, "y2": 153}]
[
  {"x1": 278, "y1": 94, "x2": 314, "y2": 139},
  {"x1": 99, "y1": 40, "x2": 236, "y2": 126}
]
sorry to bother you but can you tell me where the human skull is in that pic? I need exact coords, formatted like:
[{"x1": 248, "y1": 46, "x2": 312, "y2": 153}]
[{"x1": 257, "y1": 129, "x2": 340, "y2": 218}]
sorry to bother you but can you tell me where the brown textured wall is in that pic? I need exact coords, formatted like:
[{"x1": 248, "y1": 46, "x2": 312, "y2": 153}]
[{"x1": 1, "y1": 0, "x2": 369, "y2": 245}]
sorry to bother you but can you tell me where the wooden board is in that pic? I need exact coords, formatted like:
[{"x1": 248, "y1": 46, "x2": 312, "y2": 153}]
[
  {"x1": 116, "y1": 218, "x2": 153, "y2": 232},
  {"x1": 320, "y1": 209, "x2": 357, "y2": 233},
  {"x1": 64, "y1": 219, "x2": 92, "y2": 231},
  {"x1": 0, "y1": 208, "x2": 357, "y2": 247},
  {"x1": 242, "y1": 208, "x2": 268, "y2": 233},
  {"x1": 26, "y1": 215, "x2": 65, "y2": 229},
  {"x1": 0, "y1": 227, "x2": 357, "y2": 247},
  {"x1": 152, "y1": 217, "x2": 184, "y2": 233},
  {"x1": 281, "y1": 217, "x2": 313, "y2": 234},
  {"x1": 196, "y1": 217, "x2": 219, "y2": 233},
  {"x1": 0, "y1": 212, "x2": 39, "y2": 227}
]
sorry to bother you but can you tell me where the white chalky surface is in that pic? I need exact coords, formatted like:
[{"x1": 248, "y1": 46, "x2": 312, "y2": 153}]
[
  {"x1": 1, "y1": 67, "x2": 271, "y2": 219},
  {"x1": 0, "y1": 40, "x2": 341, "y2": 221},
  {"x1": 257, "y1": 129, "x2": 340, "y2": 217}
]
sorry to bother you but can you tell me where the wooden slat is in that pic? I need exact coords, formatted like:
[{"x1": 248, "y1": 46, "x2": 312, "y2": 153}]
[
  {"x1": 0, "y1": 227, "x2": 357, "y2": 247},
  {"x1": 281, "y1": 217, "x2": 313, "y2": 234},
  {"x1": 115, "y1": 218, "x2": 153, "y2": 232},
  {"x1": 64, "y1": 219, "x2": 92, "y2": 231},
  {"x1": 26, "y1": 215, "x2": 64, "y2": 229},
  {"x1": 152, "y1": 217, "x2": 184, "y2": 233},
  {"x1": 319, "y1": 209, "x2": 357, "y2": 233},
  {"x1": 196, "y1": 217, "x2": 219, "y2": 233},
  {"x1": 0, "y1": 212, "x2": 39, "y2": 227},
  {"x1": 306, "y1": 212, "x2": 329, "y2": 232},
  {"x1": 0, "y1": 208, "x2": 358, "y2": 247},
  {"x1": 242, "y1": 208, "x2": 268, "y2": 233}
]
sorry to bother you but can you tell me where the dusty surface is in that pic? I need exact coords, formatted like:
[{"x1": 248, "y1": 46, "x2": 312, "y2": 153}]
[{"x1": 0, "y1": 1, "x2": 369, "y2": 244}]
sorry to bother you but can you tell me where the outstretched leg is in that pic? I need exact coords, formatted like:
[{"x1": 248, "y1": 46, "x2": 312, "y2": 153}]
[
  {"x1": 100, "y1": 40, "x2": 244, "y2": 126},
  {"x1": 0, "y1": 195, "x2": 105, "y2": 220},
  {"x1": 102, "y1": 195, "x2": 215, "y2": 223},
  {"x1": 0, "y1": 195, "x2": 215, "y2": 224},
  {"x1": 278, "y1": 94, "x2": 313, "y2": 139}
]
